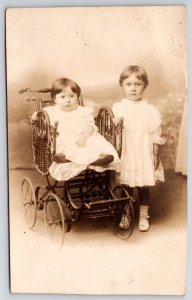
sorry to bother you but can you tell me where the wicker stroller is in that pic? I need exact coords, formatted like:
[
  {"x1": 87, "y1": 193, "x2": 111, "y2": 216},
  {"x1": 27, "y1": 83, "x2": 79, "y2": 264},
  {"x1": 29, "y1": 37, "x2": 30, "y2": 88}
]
[{"x1": 20, "y1": 87, "x2": 135, "y2": 248}]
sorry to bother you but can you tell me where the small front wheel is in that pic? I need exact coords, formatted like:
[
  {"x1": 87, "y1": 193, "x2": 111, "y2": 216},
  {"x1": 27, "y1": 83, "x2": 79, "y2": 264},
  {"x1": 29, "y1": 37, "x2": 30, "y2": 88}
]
[
  {"x1": 117, "y1": 200, "x2": 134, "y2": 240},
  {"x1": 112, "y1": 185, "x2": 135, "y2": 240},
  {"x1": 21, "y1": 177, "x2": 37, "y2": 229},
  {"x1": 44, "y1": 193, "x2": 65, "y2": 249}
]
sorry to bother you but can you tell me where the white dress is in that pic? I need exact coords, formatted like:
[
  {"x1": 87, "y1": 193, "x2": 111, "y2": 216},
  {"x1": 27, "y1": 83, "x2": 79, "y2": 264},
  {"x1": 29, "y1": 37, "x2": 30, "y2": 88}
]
[
  {"x1": 44, "y1": 105, "x2": 120, "y2": 181},
  {"x1": 112, "y1": 99, "x2": 165, "y2": 187},
  {"x1": 175, "y1": 100, "x2": 187, "y2": 175}
]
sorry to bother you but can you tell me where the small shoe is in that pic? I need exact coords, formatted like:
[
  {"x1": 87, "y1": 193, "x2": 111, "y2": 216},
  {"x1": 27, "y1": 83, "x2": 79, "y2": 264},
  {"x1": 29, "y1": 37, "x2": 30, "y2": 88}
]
[
  {"x1": 138, "y1": 217, "x2": 150, "y2": 232},
  {"x1": 119, "y1": 215, "x2": 131, "y2": 229}
]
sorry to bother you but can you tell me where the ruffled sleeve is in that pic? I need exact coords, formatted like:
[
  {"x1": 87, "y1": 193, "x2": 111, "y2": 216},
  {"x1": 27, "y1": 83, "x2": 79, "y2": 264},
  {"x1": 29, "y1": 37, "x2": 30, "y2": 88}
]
[
  {"x1": 152, "y1": 126, "x2": 166, "y2": 145},
  {"x1": 149, "y1": 105, "x2": 165, "y2": 145},
  {"x1": 80, "y1": 106, "x2": 98, "y2": 133},
  {"x1": 149, "y1": 105, "x2": 161, "y2": 130},
  {"x1": 112, "y1": 102, "x2": 124, "y2": 117}
]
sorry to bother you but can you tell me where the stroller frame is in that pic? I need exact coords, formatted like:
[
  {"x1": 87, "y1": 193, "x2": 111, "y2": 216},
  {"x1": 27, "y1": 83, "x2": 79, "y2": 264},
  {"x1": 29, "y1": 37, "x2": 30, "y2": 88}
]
[{"x1": 20, "y1": 87, "x2": 135, "y2": 248}]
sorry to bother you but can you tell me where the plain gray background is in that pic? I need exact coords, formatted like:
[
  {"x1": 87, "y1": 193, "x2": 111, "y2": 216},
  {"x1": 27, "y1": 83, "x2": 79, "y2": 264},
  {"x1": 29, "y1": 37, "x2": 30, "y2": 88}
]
[{"x1": 1, "y1": 0, "x2": 191, "y2": 299}]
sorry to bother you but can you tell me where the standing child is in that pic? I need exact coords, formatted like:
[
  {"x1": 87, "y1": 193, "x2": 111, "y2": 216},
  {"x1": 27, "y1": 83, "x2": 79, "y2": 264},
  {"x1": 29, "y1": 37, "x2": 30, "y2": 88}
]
[
  {"x1": 112, "y1": 65, "x2": 165, "y2": 232},
  {"x1": 175, "y1": 99, "x2": 187, "y2": 176},
  {"x1": 41, "y1": 78, "x2": 120, "y2": 181}
]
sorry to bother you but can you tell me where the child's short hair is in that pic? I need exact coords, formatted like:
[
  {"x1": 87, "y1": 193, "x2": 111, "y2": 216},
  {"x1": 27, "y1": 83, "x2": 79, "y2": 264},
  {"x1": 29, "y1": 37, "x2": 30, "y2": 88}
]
[
  {"x1": 119, "y1": 65, "x2": 149, "y2": 88},
  {"x1": 51, "y1": 78, "x2": 81, "y2": 100}
]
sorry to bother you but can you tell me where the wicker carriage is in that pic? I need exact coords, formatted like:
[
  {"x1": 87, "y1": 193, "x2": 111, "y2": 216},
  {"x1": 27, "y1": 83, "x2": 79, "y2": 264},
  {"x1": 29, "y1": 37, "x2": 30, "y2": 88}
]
[{"x1": 20, "y1": 87, "x2": 135, "y2": 248}]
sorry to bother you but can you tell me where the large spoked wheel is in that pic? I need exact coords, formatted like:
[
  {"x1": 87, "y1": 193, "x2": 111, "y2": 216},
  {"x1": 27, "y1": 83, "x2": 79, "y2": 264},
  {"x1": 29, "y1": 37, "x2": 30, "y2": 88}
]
[
  {"x1": 112, "y1": 186, "x2": 135, "y2": 240},
  {"x1": 44, "y1": 193, "x2": 65, "y2": 249},
  {"x1": 21, "y1": 177, "x2": 37, "y2": 229}
]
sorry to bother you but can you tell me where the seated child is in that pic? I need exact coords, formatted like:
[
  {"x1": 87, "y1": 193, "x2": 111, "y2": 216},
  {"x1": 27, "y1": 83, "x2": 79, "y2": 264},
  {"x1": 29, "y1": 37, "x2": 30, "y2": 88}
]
[{"x1": 36, "y1": 77, "x2": 120, "y2": 181}]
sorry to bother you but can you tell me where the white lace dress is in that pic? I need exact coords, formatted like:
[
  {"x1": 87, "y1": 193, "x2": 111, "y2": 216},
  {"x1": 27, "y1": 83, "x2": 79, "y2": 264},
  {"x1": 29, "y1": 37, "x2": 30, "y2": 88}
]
[
  {"x1": 112, "y1": 99, "x2": 165, "y2": 187},
  {"x1": 175, "y1": 100, "x2": 187, "y2": 175},
  {"x1": 44, "y1": 105, "x2": 120, "y2": 181}
]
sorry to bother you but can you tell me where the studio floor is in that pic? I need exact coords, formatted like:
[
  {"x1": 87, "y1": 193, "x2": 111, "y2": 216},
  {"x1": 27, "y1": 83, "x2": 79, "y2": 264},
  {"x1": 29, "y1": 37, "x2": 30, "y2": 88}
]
[{"x1": 9, "y1": 169, "x2": 187, "y2": 295}]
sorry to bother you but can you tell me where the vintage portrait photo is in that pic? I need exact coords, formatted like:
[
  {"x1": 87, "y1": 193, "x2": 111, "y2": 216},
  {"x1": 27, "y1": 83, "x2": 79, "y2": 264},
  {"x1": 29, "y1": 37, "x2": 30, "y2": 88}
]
[{"x1": 6, "y1": 6, "x2": 188, "y2": 295}]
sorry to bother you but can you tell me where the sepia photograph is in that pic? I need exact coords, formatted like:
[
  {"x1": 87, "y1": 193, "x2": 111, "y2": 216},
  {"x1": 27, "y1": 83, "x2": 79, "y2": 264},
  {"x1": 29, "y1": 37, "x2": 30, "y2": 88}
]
[{"x1": 6, "y1": 6, "x2": 188, "y2": 295}]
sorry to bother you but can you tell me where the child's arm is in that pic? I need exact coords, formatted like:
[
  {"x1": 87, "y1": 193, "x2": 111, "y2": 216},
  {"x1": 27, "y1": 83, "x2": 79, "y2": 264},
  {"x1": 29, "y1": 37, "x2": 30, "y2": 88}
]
[
  {"x1": 153, "y1": 143, "x2": 160, "y2": 170},
  {"x1": 76, "y1": 126, "x2": 94, "y2": 147},
  {"x1": 113, "y1": 117, "x2": 121, "y2": 126},
  {"x1": 76, "y1": 107, "x2": 97, "y2": 147},
  {"x1": 31, "y1": 111, "x2": 38, "y2": 120}
]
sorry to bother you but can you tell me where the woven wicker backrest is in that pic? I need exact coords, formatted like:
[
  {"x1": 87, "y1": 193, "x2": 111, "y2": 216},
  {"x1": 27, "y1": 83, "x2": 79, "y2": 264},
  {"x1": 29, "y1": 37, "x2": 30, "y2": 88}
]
[{"x1": 31, "y1": 110, "x2": 58, "y2": 175}]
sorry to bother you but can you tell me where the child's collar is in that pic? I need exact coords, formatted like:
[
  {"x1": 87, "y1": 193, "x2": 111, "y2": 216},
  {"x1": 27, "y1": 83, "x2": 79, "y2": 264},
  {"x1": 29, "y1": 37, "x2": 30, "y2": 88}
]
[{"x1": 122, "y1": 98, "x2": 147, "y2": 104}]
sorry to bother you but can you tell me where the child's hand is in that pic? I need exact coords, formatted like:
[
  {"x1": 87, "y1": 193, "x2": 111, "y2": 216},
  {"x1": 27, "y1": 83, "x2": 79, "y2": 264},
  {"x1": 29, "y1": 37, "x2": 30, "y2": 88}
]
[
  {"x1": 76, "y1": 136, "x2": 87, "y2": 147},
  {"x1": 113, "y1": 117, "x2": 121, "y2": 126},
  {"x1": 154, "y1": 155, "x2": 160, "y2": 170},
  {"x1": 31, "y1": 112, "x2": 38, "y2": 120},
  {"x1": 76, "y1": 128, "x2": 93, "y2": 147}
]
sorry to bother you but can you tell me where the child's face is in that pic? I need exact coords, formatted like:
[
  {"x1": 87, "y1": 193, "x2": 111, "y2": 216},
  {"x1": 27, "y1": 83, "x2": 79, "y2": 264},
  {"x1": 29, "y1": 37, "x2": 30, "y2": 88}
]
[
  {"x1": 55, "y1": 86, "x2": 79, "y2": 111},
  {"x1": 122, "y1": 74, "x2": 145, "y2": 101}
]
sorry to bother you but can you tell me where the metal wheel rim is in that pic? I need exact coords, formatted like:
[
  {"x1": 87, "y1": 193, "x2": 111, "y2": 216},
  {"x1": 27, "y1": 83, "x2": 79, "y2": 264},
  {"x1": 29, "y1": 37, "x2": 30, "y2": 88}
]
[
  {"x1": 44, "y1": 193, "x2": 65, "y2": 249},
  {"x1": 21, "y1": 177, "x2": 37, "y2": 229},
  {"x1": 117, "y1": 200, "x2": 134, "y2": 240},
  {"x1": 112, "y1": 186, "x2": 135, "y2": 240}
]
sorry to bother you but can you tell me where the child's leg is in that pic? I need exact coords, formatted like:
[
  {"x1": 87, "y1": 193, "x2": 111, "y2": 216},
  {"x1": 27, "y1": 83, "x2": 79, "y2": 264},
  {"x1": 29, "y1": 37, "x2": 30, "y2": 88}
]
[
  {"x1": 119, "y1": 186, "x2": 134, "y2": 229},
  {"x1": 137, "y1": 187, "x2": 150, "y2": 232},
  {"x1": 53, "y1": 153, "x2": 71, "y2": 163},
  {"x1": 90, "y1": 154, "x2": 114, "y2": 166}
]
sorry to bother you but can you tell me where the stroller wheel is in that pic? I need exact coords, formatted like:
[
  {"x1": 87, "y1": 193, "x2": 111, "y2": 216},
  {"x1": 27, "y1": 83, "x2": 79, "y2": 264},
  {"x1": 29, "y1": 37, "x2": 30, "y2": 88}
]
[
  {"x1": 44, "y1": 193, "x2": 65, "y2": 249},
  {"x1": 21, "y1": 177, "x2": 37, "y2": 229}
]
